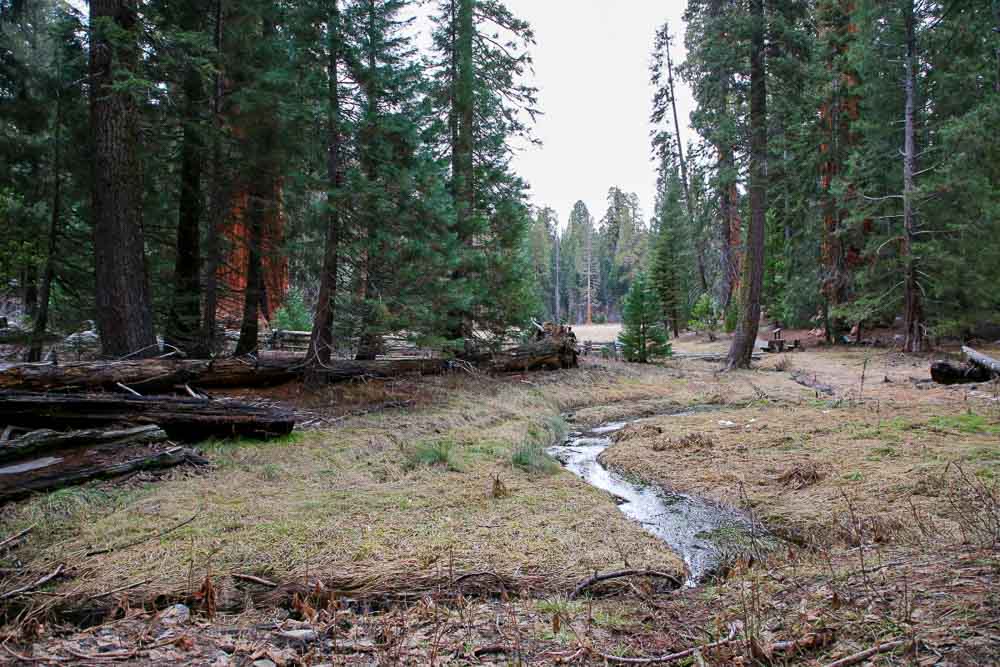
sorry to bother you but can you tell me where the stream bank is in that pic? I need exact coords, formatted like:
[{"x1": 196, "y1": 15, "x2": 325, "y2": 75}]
[{"x1": 550, "y1": 410, "x2": 774, "y2": 586}]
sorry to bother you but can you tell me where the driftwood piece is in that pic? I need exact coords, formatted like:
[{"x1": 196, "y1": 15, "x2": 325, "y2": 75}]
[
  {"x1": 0, "y1": 393, "x2": 295, "y2": 440},
  {"x1": 0, "y1": 425, "x2": 166, "y2": 463},
  {"x1": 0, "y1": 447, "x2": 207, "y2": 504}
]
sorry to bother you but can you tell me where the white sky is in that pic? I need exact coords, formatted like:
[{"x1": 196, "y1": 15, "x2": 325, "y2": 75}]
[
  {"x1": 69, "y1": 0, "x2": 695, "y2": 230},
  {"x1": 502, "y1": 0, "x2": 695, "y2": 229}
]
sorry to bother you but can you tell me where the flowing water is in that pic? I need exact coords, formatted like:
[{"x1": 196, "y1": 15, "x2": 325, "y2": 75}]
[{"x1": 549, "y1": 413, "x2": 767, "y2": 586}]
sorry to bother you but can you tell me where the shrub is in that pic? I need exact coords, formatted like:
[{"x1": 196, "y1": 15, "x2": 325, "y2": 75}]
[{"x1": 272, "y1": 289, "x2": 312, "y2": 331}]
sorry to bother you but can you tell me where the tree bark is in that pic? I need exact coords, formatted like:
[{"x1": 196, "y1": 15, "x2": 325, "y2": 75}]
[
  {"x1": 27, "y1": 77, "x2": 62, "y2": 363},
  {"x1": 307, "y1": 0, "x2": 343, "y2": 371},
  {"x1": 90, "y1": 0, "x2": 157, "y2": 359},
  {"x1": 202, "y1": 0, "x2": 226, "y2": 355},
  {"x1": 234, "y1": 15, "x2": 279, "y2": 358},
  {"x1": 0, "y1": 447, "x2": 206, "y2": 505},
  {"x1": 0, "y1": 393, "x2": 296, "y2": 441},
  {"x1": 166, "y1": 0, "x2": 208, "y2": 357},
  {"x1": 0, "y1": 341, "x2": 579, "y2": 393},
  {"x1": 0, "y1": 425, "x2": 166, "y2": 463},
  {"x1": 448, "y1": 0, "x2": 476, "y2": 341},
  {"x1": 726, "y1": 0, "x2": 767, "y2": 370},
  {"x1": 901, "y1": 0, "x2": 925, "y2": 354}
]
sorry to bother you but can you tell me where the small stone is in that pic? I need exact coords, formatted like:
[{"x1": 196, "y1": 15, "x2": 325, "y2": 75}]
[
  {"x1": 159, "y1": 604, "x2": 190, "y2": 626},
  {"x1": 277, "y1": 629, "x2": 318, "y2": 644},
  {"x1": 252, "y1": 660, "x2": 277, "y2": 667},
  {"x1": 211, "y1": 650, "x2": 232, "y2": 666}
]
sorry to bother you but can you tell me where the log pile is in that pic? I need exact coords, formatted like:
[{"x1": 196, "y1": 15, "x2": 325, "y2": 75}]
[{"x1": 930, "y1": 346, "x2": 1000, "y2": 385}]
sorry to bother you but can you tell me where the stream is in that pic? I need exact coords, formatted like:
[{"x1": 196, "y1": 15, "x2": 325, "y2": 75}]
[{"x1": 549, "y1": 412, "x2": 767, "y2": 586}]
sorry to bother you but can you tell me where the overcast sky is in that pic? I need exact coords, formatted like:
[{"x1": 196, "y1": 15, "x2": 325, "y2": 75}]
[{"x1": 502, "y1": 1, "x2": 695, "y2": 229}]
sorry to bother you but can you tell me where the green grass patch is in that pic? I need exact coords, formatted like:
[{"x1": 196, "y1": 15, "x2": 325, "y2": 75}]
[
  {"x1": 928, "y1": 413, "x2": 1000, "y2": 434},
  {"x1": 405, "y1": 438, "x2": 463, "y2": 472}
]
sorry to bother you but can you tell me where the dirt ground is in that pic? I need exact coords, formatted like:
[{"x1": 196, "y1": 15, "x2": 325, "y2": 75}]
[{"x1": 0, "y1": 335, "x2": 997, "y2": 665}]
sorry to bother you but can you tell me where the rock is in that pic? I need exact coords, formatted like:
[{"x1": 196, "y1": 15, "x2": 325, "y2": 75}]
[
  {"x1": 276, "y1": 629, "x2": 318, "y2": 644},
  {"x1": 159, "y1": 604, "x2": 191, "y2": 626},
  {"x1": 252, "y1": 660, "x2": 277, "y2": 667},
  {"x1": 718, "y1": 420, "x2": 738, "y2": 429},
  {"x1": 211, "y1": 650, "x2": 233, "y2": 667}
]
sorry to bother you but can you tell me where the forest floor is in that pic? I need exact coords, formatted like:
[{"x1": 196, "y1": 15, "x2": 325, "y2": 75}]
[{"x1": 0, "y1": 334, "x2": 997, "y2": 665}]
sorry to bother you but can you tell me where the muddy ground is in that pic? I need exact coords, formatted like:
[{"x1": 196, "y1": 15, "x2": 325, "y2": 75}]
[{"x1": 0, "y1": 334, "x2": 996, "y2": 665}]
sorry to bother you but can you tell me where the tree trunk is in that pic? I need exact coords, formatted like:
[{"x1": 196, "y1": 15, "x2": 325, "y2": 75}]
[
  {"x1": 0, "y1": 393, "x2": 296, "y2": 441},
  {"x1": 901, "y1": 1, "x2": 925, "y2": 354},
  {"x1": 202, "y1": 0, "x2": 226, "y2": 355},
  {"x1": 0, "y1": 425, "x2": 166, "y2": 463},
  {"x1": 307, "y1": 0, "x2": 343, "y2": 370},
  {"x1": 0, "y1": 447, "x2": 207, "y2": 505},
  {"x1": 726, "y1": 0, "x2": 767, "y2": 370},
  {"x1": 166, "y1": 3, "x2": 207, "y2": 357},
  {"x1": 448, "y1": 0, "x2": 476, "y2": 341},
  {"x1": 27, "y1": 81, "x2": 62, "y2": 363},
  {"x1": 90, "y1": 0, "x2": 157, "y2": 359},
  {"x1": 553, "y1": 233, "x2": 561, "y2": 322}
]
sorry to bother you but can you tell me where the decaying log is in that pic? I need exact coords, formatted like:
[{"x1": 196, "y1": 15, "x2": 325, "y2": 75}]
[
  {"x1": 310, "y1": 358, "x2": 450, "y2": 383},
  {"x1": 0, "y1": 358, "x2": 298, "y2": 393},
  {"x1": 0, "y1": 447, "x2": 208, "y2": 504},
  {"x1": 791, "y1": 370, "x2": 835, "y2": 396},
  {"x1": 930, "y1": 361, "x2": 992, "y2": 385},
  {"x1": 0, "y1": 425, "x2": 166, "y2": 463},
  {"x1": 468, "y1": 339, "x2": 578, "y2": 373},
  {"x1": 0, "y1": 393, "x2": 295, "y2": 440},
  {"x1": 0, "y1": 339, "x2": 578, "y2": 393},
  {"x1": 962, "y1": 346, "x2": 1000, "y2": 376},
  {"x1": 930, "y1": 347, "x2": 1000, "y2": 385}
]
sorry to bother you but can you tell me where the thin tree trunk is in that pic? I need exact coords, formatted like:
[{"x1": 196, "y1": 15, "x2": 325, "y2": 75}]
[
  {"x1": 727, "y1": 0, "x2": 767, "y2": 370},
  {"x1": 167, "y1": 4, "x2": 207, "y2": 357},
  {"x1": 90, "y1": 0, "x2": 157, "y2": 359},
  {"x1": 307, "y1": 0, "x2": 343, "y2": 369},
  {"x1": 901, "y1": 0, "x2": 924, "y2": 353},
  {"x1": 202, "y1": 0, "x2": 225, "y2": 354},
  {"x1": 27, "y1": 84, "x2": 62, "y2": 363},
  {"x1": 553, "y1": 232, "x2": 561, "y2": 322},
  {"x1": 450, "y1": 0, "x2": 475, "y2": 340}
]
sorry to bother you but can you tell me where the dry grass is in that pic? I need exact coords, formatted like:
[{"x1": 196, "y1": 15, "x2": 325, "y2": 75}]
[
  {"x1": 0, "y1": 366, "x2": 688, "y2": 614},
  {"x1": 1, "y1": 347, "x2": 997, "y2": 665}
]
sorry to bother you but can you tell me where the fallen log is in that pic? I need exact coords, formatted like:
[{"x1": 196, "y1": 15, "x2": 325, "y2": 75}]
[
  {"x1": 0, "y1": 447, "x2": 208, "y2": 504},
  {"x1": 962, "y1": 346, "x2": 1000, "y2": 376},
  {"x1": 310, "y1": 358, "x2": 449, "y2": 383},
  {"x1": 791, "y1": 370, "x2": 835, "y2": 396},
  {"x1": 466, "y1": 339, "x2": 578, "y2": 373},
  {"x1": 0, "y1": 393, "x2": 295, "y2": 440},
  {"x1": 0, "y1": 357, "x2": 298, "y2": 393},
  {"x1": 930, "y1": 361, "x2": 992, "y2": 385},
  {"x1": 930, "y1": 347, "x2": 1000, "y2": 385},
  {"x1": 0, "y1": 425, "x2": 166, "y2": 463},
  {"x1": 0, "y1": 340, "x2": 577, "y2": 393}
]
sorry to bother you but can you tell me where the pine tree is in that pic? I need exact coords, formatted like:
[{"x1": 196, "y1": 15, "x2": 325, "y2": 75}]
[
  {"x1": 651, "y1": 172, "x2": 688, "y2": 338},
  {"x1": 429, "y1": 0, "x2": 540, "y2": 342},
  {"x1": 619, "y1": 272, "x2": 671, "y2": 364},
  {"x1": 89, "y1": 0, "x2": 157, "y2": 358}
]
